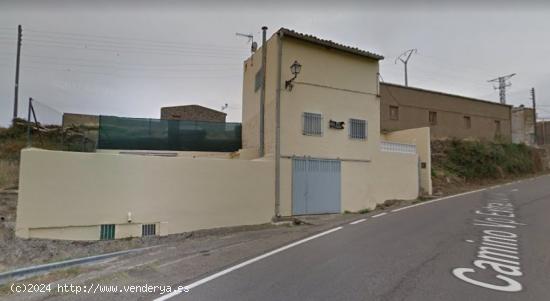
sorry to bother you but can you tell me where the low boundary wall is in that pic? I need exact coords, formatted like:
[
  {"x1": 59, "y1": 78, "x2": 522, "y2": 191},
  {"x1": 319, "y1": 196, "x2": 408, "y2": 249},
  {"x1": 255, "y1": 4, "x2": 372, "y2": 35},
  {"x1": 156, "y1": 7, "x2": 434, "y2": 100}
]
[{"x1": 16, "y1": 149, "x2": 274, "y2": 240}]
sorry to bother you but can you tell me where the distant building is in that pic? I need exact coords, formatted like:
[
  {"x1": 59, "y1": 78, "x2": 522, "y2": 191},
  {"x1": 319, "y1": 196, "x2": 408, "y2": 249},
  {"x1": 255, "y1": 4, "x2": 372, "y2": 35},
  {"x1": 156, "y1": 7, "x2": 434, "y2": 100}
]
[
  {"x1": 380, "y1": 83, "x2": 512, "y2": 141},
  {"x1": 160, "y1": 105, "x2": 226, "y2": 122},
  {"x1": 511, "y1": 106, "x2": 535, "y2": 145},
  {"x1": 536, "y1": 120, "x2": 550, "y2": 145},
  {"x1": 62, "y1": 113, "x2": 99, "y2": 129}
]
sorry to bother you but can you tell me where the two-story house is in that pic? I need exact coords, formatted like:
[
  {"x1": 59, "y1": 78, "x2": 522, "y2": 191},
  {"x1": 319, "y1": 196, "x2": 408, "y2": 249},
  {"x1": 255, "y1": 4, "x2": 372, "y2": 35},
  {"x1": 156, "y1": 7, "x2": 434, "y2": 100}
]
[{"x1": 242, "y1": 28, "x2": 430, "y2": 217}]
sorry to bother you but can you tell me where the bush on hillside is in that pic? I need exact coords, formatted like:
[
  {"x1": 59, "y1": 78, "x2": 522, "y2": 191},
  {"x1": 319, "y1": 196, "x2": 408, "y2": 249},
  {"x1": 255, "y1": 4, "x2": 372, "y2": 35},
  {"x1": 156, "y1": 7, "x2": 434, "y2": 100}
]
[{"x1": 438, "y1": 139, "x2": 534, "y2": 180}]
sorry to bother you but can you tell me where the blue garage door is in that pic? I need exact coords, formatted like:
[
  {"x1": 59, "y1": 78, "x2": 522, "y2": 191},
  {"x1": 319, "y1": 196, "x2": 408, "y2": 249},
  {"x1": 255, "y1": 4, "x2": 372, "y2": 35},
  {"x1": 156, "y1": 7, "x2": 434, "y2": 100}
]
[{"x1": 292, "y1": 158, "x2": 341, "y2": 215}]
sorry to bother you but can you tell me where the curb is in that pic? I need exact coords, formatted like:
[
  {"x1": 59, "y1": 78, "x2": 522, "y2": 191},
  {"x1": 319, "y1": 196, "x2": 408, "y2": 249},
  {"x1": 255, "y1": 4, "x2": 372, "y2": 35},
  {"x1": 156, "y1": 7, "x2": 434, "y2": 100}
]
[{"x1": 0, "y1": 246, "x2": 155, "y2": 284}]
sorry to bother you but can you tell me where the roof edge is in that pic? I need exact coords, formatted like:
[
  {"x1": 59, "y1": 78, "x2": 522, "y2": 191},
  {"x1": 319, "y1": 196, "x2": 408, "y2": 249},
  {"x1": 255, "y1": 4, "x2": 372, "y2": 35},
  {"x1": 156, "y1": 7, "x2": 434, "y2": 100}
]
[
  {"x1": 381, "y1": 82, "x2": 512, "y2": 108},
  {"x1": 277, "y1": 28, "x2": 384, "y2": 61}
]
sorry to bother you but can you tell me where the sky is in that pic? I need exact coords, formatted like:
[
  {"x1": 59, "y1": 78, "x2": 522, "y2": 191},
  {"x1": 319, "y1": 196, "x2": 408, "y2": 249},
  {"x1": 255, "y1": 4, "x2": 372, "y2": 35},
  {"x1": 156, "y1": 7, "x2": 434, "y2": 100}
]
[{"x1": 1, "y1": 0, "x2": 550, "y2": 126}]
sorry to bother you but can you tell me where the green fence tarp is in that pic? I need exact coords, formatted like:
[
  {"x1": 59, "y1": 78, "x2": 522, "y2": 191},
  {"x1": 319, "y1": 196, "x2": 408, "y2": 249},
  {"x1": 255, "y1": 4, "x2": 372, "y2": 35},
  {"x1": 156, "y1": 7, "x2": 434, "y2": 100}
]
[{"x1": 98, "y1": 116, "x2": 242, "y2": 152}]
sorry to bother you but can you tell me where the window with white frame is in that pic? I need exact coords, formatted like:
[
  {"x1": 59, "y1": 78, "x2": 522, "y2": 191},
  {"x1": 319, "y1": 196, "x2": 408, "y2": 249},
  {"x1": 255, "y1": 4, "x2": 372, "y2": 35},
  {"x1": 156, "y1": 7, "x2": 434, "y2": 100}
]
[
  {"x1": 303, "y1": 112, "x2": 322, "y2": 136},
  {"x1": 349, "y1": 118, "x2": 367, "y2": 140}
]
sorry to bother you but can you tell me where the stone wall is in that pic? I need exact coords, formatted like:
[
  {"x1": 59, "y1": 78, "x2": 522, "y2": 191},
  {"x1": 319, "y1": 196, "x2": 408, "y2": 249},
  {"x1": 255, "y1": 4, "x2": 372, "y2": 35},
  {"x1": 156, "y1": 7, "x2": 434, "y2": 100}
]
[{"x1": 160, "y1": 105, "x2": 226, "y2": 122}]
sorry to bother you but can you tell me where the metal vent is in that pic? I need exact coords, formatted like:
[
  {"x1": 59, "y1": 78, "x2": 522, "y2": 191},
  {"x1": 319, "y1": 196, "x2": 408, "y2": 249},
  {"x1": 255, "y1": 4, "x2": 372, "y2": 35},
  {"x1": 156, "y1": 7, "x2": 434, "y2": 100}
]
[
  {"x1": 142, "y1": 224, "x2": 156, "y2": 236},
  {"x1": 100, "y1": 224, "x2": 115, "y2": 240}
]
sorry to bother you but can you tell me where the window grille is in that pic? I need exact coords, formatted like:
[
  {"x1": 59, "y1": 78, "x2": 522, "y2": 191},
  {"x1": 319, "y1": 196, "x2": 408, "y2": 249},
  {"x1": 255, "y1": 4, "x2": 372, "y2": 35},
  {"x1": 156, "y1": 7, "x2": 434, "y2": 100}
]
[
  {"x1": 100, "y1": 224, "x2": 115, "y2": 240},
  {"x1": 380, "y1": 141, "x2": 416, "y2": 154},
  {"x1": 349, "y1": 119, "x2": 367, "y2": 140},
  {"x1": 303, "y1": 112, "x2": 322, "y2": 136},
  {"x1": 142, "y1": 224, "x2": 156, "y2": 236}
]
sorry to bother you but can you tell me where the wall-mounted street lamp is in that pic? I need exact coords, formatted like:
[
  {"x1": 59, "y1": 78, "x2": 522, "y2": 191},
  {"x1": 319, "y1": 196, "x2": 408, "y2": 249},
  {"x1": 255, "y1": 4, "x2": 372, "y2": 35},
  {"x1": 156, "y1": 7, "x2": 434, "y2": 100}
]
[{"x1": 285, "y1": 60, "x2": 302, "y2": 91}]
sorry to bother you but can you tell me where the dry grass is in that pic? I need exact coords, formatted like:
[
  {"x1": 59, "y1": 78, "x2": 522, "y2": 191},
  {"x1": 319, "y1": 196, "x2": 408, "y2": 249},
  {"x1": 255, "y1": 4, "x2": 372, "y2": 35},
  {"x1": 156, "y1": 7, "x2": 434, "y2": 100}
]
[{"x1": 0, "y1": 160, "x2": 19, "y2": 189}]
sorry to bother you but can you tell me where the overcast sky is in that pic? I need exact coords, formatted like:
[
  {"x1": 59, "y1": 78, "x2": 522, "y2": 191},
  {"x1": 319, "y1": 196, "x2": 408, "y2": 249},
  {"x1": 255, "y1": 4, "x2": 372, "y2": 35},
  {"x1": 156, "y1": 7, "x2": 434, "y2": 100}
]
[{"x1": 1, "y1": 1, "x2": 550, "y2": 126}]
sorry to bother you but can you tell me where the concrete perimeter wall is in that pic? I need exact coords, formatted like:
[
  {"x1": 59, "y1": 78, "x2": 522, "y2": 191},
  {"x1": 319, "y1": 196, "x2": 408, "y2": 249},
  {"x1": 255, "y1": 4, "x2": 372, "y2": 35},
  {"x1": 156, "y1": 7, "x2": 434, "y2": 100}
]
[
  {"x1": 16, "y1": 149, "x2": 274, "y2": 240},
  {"x1": 383, "y1": 127, "x2": 432, "y2": 195}
]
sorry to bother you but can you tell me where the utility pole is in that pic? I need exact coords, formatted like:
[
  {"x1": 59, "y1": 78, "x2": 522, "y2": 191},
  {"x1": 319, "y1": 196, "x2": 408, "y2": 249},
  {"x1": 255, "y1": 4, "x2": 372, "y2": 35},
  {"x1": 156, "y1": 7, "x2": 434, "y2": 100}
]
[
  {"x1": 259, "y1": 26, "x2": 267, "y2": 157},
  {"x1": 13, "y1": 24, "x2": 22, "y2": 123},
  {"x1": 531, "y1": 87, "x2": 537, "y2": 144},
  {"x1": 395, "y1": 49, "x2": 417, "y2": 86},
  {"x1": 488, "y1": 73, "x2": 515, "y2": 104}
]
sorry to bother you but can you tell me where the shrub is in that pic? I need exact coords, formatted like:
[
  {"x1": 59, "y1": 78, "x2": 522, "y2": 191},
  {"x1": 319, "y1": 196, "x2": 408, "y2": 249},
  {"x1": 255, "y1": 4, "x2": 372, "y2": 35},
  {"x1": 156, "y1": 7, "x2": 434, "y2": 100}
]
[{"x1": 441, "y1": 139, "x2": 534, "y2": 180}]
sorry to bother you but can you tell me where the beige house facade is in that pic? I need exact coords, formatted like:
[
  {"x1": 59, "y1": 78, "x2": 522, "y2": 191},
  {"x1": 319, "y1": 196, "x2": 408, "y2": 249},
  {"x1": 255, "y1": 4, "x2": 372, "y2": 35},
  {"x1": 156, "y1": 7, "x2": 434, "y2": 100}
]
[
  {"x1": 242, "y1": 28, "x2": 430, "y2": 215},
  {"x1": 16, "y1": 28, "x2": 429, "y2": 240}
]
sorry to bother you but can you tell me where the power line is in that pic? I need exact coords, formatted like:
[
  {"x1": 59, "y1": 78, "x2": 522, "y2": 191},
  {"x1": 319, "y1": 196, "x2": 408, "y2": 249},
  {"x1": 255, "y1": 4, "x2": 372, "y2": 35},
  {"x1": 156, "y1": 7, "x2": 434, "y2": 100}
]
[
  {"x1": 23, "y1": 36, "x2": 246, "y2": 54},
  {"x1": 25, "y1": 28, "x2": 245, "y2": 51},
  {"x1": 20, "y1": 65, "x2": 241, "y2": 79},
  {"x1": 23, "y1": 60, "x2": 240, "y2": 72},
  {"x1": 23, "y1": 40, "x2": 245, "y2": 59},
  {"x1": 21, "y1": 53, "x2": 241, "y2": 67}
]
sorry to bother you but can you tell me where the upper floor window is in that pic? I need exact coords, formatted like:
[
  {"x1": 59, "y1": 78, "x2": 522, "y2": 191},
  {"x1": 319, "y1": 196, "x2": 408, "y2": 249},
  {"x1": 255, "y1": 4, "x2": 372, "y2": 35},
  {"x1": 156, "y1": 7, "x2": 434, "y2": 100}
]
[
  {"x1": 464, "y1": 116, "x2": 471, "y2": 129},
  {"x1": 389, "y1": 105, "x2": 399, "y2": 120},
  {"x1": 429, "y1": 111, "x2": 438, "y2": 125},
  {"x1": 349, "y1": 119, "x2": 367, "y2": 140},
  {"x1": 303, "y1": 112, "x2": 322, "y2": 136}
]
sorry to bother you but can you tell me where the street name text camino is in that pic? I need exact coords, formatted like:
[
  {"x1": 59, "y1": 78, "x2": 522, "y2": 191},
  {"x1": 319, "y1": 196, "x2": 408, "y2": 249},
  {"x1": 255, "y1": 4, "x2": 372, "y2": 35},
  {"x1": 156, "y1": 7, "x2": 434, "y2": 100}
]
[{"x1": 452, "y1": 193, "x2": 525, "y2": 292}]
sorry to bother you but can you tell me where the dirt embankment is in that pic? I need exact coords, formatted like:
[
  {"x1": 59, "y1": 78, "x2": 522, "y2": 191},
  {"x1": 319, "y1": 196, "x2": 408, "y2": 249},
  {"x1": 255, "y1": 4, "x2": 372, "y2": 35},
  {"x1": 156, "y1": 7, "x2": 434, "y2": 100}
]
[{"x1": 430, "y1": 139, "x2": 548, "y2": 196}]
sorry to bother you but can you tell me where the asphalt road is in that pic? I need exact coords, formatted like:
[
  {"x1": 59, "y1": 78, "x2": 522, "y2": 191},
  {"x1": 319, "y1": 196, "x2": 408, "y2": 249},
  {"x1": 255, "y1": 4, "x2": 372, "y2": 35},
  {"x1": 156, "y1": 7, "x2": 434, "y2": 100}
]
[{"x1": 161, "y1": 175, "x2": 550, "y2": 301}]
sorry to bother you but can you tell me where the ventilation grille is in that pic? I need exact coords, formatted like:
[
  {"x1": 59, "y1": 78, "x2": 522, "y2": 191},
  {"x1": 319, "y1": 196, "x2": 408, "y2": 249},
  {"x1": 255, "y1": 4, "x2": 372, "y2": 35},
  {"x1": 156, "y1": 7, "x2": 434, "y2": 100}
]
[
  {"x1": 142, "y1": 224, "x2": 156, "y2": 236},
  {"x1": 100, "y1": 224, "x2": 115, "y2": 240}
]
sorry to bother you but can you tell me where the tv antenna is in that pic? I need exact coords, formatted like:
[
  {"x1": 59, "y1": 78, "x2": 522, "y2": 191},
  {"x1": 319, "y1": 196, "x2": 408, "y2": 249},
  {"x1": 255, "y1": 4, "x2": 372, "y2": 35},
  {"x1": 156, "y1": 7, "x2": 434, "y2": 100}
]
[
  {"x1": 236, "y1": 32, "x2": 257, "y2": 53},
  {"x1": 221, "y1": 103, "x2": 229, "y2": 111}
]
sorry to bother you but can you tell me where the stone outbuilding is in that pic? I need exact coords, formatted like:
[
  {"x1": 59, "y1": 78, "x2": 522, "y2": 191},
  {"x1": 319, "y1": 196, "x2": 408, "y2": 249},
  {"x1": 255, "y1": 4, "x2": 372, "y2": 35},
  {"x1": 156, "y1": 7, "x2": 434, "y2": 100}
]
[{"x1": 160, "y1": 105, "x2": 226, "y2": 122}]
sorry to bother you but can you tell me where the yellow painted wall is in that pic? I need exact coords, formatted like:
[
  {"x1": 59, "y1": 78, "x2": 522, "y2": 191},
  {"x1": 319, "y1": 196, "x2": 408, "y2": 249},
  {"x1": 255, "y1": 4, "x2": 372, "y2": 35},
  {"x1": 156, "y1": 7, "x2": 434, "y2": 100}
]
[
  {"x1": 383, "y1": 127, "x2": 432, "y2": 195},
  {"x1": 16, "y1": 149, "x2": 274, "y2": 240},
  {"x1": 279, "y1": 38, "x2": 380, "y2": 160},
  {"x1": 342, "y1": 152, "x2": 420, "y2": 212},
  {"x1": 257, "y1": 34, "x2": 421, "y2": 216}
]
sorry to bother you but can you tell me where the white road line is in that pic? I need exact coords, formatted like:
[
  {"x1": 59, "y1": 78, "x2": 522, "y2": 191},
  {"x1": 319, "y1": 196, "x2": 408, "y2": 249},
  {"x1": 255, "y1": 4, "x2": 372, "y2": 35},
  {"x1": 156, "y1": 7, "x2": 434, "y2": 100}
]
[
  {"x1": 371, "y1": 212, "x2": 387, "y2": 218},
  {"x1": 349, "y1": 218, "x2": 366, "y2": 225},
  {"x1": 391, "y1": 188, "x2": 486, "y2": 213},
  {"x1": 153, "y1": 226, "x2": 343, "y2": 301}
]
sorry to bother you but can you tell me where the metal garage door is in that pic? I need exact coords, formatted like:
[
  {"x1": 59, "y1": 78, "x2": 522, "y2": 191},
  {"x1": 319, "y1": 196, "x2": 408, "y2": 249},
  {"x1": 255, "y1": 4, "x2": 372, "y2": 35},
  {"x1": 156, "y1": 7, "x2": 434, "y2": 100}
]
[{"x1": 292, "y1": 158, "x2": 341, "y2": 215}]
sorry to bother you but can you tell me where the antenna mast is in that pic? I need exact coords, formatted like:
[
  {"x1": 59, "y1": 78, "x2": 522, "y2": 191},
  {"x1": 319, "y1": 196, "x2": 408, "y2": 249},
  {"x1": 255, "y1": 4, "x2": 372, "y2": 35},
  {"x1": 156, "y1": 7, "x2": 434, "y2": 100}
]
[
  {"x1": 236, "y1": 32, "x2": 257, "y2": 53},
  {"x1": 395, "y1": 49, "x2": 417, "y2": 86}
]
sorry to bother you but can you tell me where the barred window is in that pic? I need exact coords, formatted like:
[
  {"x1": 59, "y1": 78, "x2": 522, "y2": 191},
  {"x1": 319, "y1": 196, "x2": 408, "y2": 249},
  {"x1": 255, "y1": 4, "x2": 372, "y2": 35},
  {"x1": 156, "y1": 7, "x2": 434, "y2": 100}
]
[
  {"x1": 349, "y1": 119, "x2": 367, "y2": 140},
  {"x1": 100, "y1": 224, "x2": 115, "y2": 240},
  {"x1": 303, "y1": 112, "x2": 322, "y2": 136},
  {"x1": 142, "y1": 224, "x2": 156, "y2": 236}
]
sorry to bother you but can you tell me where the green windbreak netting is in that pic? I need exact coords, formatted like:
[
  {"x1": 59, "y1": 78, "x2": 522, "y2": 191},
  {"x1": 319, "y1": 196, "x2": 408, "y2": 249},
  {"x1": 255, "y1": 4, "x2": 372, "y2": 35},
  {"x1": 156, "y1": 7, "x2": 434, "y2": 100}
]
[{"x1": 98, "y1": 116, "x2": 242, "y2": 152}]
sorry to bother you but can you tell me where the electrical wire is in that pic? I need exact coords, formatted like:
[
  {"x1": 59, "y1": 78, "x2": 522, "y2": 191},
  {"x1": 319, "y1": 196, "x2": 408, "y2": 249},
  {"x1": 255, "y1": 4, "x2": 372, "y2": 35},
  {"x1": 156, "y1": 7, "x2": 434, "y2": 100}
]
[
  {"x1": 20, "y1": 65, "x2": 241, "y2": 79},
  {"x1": 21, "y1": 53, "x2": 241, "y2": 67},
  {"x1": 25, "y1": 28, "x2": 246, "y2": 51},
  {"x1": 23, "y1": 37, "x2": 246, "y2": 54},
  {"x1": 23, "y1": 40, "x2": 245, "y2": 59}
]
